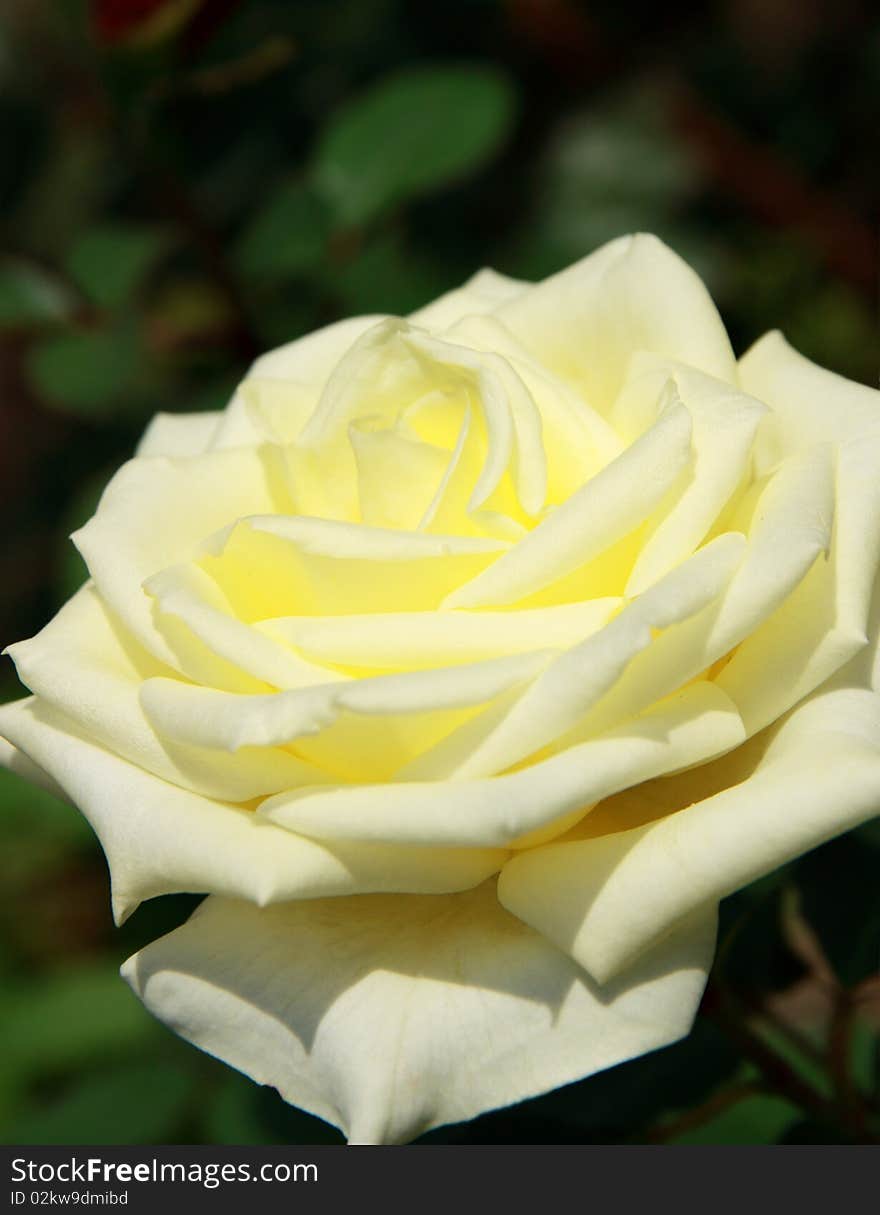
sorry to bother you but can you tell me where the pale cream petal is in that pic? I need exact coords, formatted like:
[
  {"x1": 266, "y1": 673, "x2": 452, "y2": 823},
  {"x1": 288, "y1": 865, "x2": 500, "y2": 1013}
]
[
  {"x1": 6, "y1": 586, "x2": 328, "y2": 801},
  {"x1": 739, "y1": 329, "x2": 880, "y2": 472},
  {"x1": 0, "y1": 735, "x2": 70, "y2": 804},
  {"x1": 622, "y1": 365, "x2": 767, "y2": 595},
  {"x1": 259, "y1": 683, "x2": 744, "y2": 848},
  {"x1": 409, "y1": 267, "x2": 528, "y2": 329},
  {"x1": 451, "y1": 532, "x2": 745, "y2": 779},
  {"x1": 73, "y1": 449, "x2": 279, "y2": 667},
  {"x1": 144, "y1": 563, "x2": 337, "y2": 691},
  {"x1": 716, "y1": 434, "x2": 880, "y2": 734},
  {"x1": 202, "y1": 515, "x2": 508, "y2": 617},
  {"x1": 404, "y1": 330, "x2": 545, "y2": 516},
  {"x1": 349, "y1": 423, "x2": 450, "y2": 529},
  {"x1": 448, "y1": 314, "x2": 624, "y2": 497},
  {"x1": 246, "y1": 314, "x2": 386, "y2": 383},
  {"x1": 257, "y1": 598, "x2": 621, "y2": 669},
  {"x1": 577, "y1": 443, "x2": 836, "y2": 737},
  {"x1": 136, "y1": 411, "x2": 222, "y2": 458},
  {"x1": 122, "y1": 881, "x2": 716, "y2": 1144},
  {"x1": 0, "y1": 697, "x2": 507, "y2": 922},
  {"x1": 496, "y1": 234, "x2": 736, "y2": 411},
  {"x1": 443, "y1": 402, "x2": 693, "y2": 609},
  {"x1": 140, "y1": 650, "x2": 552, "y2": 754},
  {"x1": 498, "y1": 687, "x2": 880, "y2": 983},
  {"x1": 235, "y1": 378, "x2": 318, "y2": 445}
]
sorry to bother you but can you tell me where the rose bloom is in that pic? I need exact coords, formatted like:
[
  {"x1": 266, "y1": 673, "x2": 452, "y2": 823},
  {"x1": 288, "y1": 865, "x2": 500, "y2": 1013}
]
[{"x1": 2, "y1": 235, "x2": 879, "y2": 1144}]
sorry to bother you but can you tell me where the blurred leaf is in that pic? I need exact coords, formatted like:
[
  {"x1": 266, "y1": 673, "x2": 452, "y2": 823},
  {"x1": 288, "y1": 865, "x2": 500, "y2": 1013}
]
[
  {"x1": 851, "y1": 1014, "x2": 880, "y2": 1099},
  {"x1": 324, "y1": 229, "x2": 454, "y2": 316},
  {"x1": 27, "y1": 324, "x2": 142, "y2": 417},
  {"x1": 0, "y1": 261, "x2": 74, "y2": 330},
  {"x1": 145, "y1": 278, "x2": 234, "y2": 351},
  {"x1": 0, "y1": 766, "x2": 93, "y2": 860},
  {"x1": 203, "y1": 1073, "x2": 274, "y2": 1145},
  {"x1": 546, "y1": 108, "x2": 698, "y2": 207},
  {"x1": 18, "y1": 130, "x2": 111, "y2": 259},
  {"x1": 512, "y1": 98, "x2": 699, "y2": 275},
  {"x1": 6, "y1": 1059, "x2": 195, "y2": 1144},
  {"x1": 750, "y1": 1021, "x2": 833, "y2": 1100},
  {"x1": 66, "y1": 224, "x2": 171, "y2": 311},
  {"x1": 795, "y1": 835, "x2": 880, "y2": 986},
  {"x1": 312, "y1": 64, "x2": 517, "y2": 227},
  {"x1": 0, "y1": 965, "x2": 158, "y2": 1086},
  {"x1": 671, "y1": 1091, "x2": 800, "y2": 1144},
  {"x1": 234, "y1": 181, "x2": 327, "y2": 282}
]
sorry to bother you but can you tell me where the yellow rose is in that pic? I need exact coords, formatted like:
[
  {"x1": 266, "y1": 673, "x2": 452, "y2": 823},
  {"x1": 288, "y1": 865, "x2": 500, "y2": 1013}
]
[{"x1": 2, "y1": 234, "x2": 878, "y2": 1144}]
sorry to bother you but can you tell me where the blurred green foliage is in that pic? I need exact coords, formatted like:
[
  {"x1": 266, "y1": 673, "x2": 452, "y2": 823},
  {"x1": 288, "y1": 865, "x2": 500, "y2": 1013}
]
[{"x1": 0, "y1": 0, "x2": 877, "y2": 1146}]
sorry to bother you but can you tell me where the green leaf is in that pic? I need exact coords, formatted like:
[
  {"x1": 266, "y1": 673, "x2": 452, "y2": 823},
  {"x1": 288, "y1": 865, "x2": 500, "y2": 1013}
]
[
  {"x1": 323, "y1": 230, "x2": 454, "y2": 316},
  {"x1": 66, "y1": 224, "x2": 171, "y2": 311},
  {"x1": 0, "y1": 261, "x2": 74, "y2": 330},
  {"x1": 0, "y1": 767, "x2": 94, "y2": 887},
  {"x1": 6, "y1": 1060, "x2": 195, "y2": 1145},
  {"x1": 312, "y1": 64, "x2": 517, "y2": 227},
  {"x1": 851, "y1": 1015, "x2": 880, "y2": 1099},
  {"x1": 234, "y1": 180, "x2": 327, "y2": 281},
  {"x1": 0, "y1": 965, "x2": 159, "y2": 1086},
  {"x1": 671, "y1": 1092, "x2": 801, "y2": 1144},
  {"x1": 202, "y1": 1073, "x2": 272, "y2": 1145},
  {"x1": 27, "y1": 324, "x2": 141, "y2": 417}
]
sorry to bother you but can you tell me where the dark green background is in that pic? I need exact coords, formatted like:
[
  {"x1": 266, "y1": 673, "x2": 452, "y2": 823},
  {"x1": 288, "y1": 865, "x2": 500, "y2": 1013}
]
[{"x1": 1, "y1": 0, "x2": 878, "y2": 1145}]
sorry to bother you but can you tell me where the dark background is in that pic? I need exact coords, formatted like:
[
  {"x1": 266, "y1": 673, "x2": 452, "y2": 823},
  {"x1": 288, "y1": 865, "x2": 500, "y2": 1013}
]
[{"x1": 0, "y1": 0, "x2": 878, "y2": 1145}]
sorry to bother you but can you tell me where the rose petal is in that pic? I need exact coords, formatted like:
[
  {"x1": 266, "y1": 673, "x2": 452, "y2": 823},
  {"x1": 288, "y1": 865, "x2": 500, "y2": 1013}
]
[
  {"x1": 122, "y1": 881, "x2": 716, "y2": 1144},
  {"x1": 259, "y1": 682, "x2": 745, "y2": 848},
  {"x1": 739, "y1": 329, "x2": 880, "y2": 471},
  {"x1": 443, "y1": 402, "x2": 693, "y2": 609},
  {"x1": 257, "y1": 598, "x2": 621, "y2": 669},
  {"x1": 716, "y1": 433, "x2": 880, "y2": 733},
  {"x1": 496, "y1": 234, "x2": 737, "y2": 410},
  {"x1": 140, "y1": 649, "x2": 552, "y2": 753},
  {"x1": 73, "y1": 448, "x2": 278, "y2": 667},
  {"x1": 498, "y1": 686, "x2": 880, "y2": 983},
  {"x1": 0, "y1": 697, "x2": 507, "y2": 922},
  {"x1": 6, "y1": 586, "x2": 330, "y2": 801},
  {"x1": 619, "y1": 363, "x2": 767, "y2": 595},
  {"x1": 136, "y1": 411, "x2": 222, "y2": 459},
  {"x1": 409, "y1": 267, "x2": 527, "y2": 329},
  {"x1": 575, "y1": 442, "x2": 836, "y2": 738},
  {"x1": 144, "y1": 562, "x2": 338, "y2": 691},
  {"x1": 449, "y1": 532, "x2": 745, "y2": 779},
  {"x1": 202, "y1": 515, "x2": 508, "y2": 617}
]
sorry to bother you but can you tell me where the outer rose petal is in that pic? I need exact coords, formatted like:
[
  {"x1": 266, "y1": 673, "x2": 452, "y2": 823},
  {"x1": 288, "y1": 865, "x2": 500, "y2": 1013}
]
[
  {"x1": 495, "y1": 234, "x2": 737, "y2": 410},
  {"x1": 135, "y1": 411, "x2": 223, "y2": 459},
  {"x1": 498, "y1": 686, "x2": 880, "y2": 983},
  {"x1": 409, "y1": 267, "x2": 527, "y2": 330},
  {"x1": 73, "y1": 447, "x2": 278, "y2": 668},
  {"x1": 122, "y1": 881, "x2": 716, "y2": 1144},
  {"x1": 739, "y1": 329, "x2": 880, "y2": 470},
  {"x1": 0, "y1": 697, "x2": 508, "y2": 922}
]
